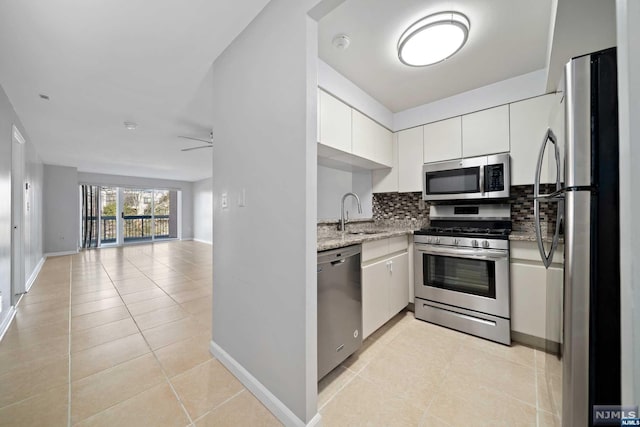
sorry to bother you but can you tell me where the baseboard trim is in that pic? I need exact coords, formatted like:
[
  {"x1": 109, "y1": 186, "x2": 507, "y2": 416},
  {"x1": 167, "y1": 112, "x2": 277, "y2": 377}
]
[
  {"x1": 210, "y1": 340, "x2": 321, "y2": 427},
  {"x1": 511, "y1": 331, "x2": 560, "y2": 353},
  {"x1": 0, "y1": 306, "x2": 17, "y2": 342},
  {"x1": 45, "y1": 250, "x2": 79, "y2": 258},
  {"x1": 192, "y1": 238, "x2": 212, "y2": 245},
  {"x1": 25, "y1": 257, "x2": 46, "y2": 293}
]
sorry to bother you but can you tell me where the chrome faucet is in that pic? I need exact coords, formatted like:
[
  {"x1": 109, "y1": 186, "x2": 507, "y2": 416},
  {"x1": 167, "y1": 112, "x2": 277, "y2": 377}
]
[{"x1": 339, "y1": 192, "x2": 362, "y2": 232}]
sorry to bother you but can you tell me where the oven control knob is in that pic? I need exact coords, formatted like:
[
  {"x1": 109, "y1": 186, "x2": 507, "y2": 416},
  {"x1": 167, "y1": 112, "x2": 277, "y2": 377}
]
[
  {"x1": 435, "y1": 237, "x2": 441, "y2": 244},
  {"x1": 453, "y1": 238, "x2": 459, "y2": 246},
  {"x1": 482, "y1": 240, "x2": 490, "y2": 248},
  {"x1": 471, "y1": 239, "x2": 479, "y2": 248},
  {"x1": 426, "y1": 237, "x2": 432, "y2": 244}
]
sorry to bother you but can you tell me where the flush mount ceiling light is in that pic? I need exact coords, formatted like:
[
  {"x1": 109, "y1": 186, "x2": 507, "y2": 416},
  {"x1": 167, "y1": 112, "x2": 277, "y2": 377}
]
[
  {"x1": 397, "y1": 11, "x2": 470, "y2": 67},
  {"x1": 124, "y1": 121, "x2": 137, "y2": 130}
]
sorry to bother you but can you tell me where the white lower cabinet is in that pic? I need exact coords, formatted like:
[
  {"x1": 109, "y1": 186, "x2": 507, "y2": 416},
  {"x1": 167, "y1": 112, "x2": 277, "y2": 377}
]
[
  {"x1": 510, "y1": 241, "x2": 564, "y2": 345},
  {"x1": 361, "y1": 237, "x2": 410, "y2": 339}
]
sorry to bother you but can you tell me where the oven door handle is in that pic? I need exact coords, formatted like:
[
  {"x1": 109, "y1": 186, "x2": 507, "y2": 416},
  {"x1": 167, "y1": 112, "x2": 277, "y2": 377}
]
[{"x1": 415, "y1": 246, "x2": 508, "y2": 261}]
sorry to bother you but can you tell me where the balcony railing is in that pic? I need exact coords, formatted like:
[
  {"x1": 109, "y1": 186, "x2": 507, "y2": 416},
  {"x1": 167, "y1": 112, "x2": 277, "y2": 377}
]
[{"x1": 89, "y1": 215, "x2": 172, "y2": 244}]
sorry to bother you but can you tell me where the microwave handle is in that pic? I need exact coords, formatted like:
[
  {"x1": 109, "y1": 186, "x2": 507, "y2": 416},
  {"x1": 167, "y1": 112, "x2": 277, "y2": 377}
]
[{"x1": 479, "y1": 165, "x2": 485, "y2": 195}]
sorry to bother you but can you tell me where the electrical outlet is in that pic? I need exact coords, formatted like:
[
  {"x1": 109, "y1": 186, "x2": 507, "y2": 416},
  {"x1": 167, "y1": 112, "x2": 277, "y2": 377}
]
[
  {"x1": 418, "y1": 199, "x2": 426, "y2": 210},
  {"x1": 221, "y1": 193, "x2": 228, "y2": 209}
]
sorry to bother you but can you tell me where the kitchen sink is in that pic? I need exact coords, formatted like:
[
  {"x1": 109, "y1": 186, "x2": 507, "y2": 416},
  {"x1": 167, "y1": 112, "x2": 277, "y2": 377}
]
[{"x1": 348, "y1": 230, "x2": 386, "y2": 235}]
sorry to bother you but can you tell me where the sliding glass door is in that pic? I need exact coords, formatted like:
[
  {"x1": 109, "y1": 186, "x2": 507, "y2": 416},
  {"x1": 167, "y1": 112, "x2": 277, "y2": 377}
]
[
  {"x1": 80, "y1": 185, "x2": 180, "y2": 248},
  {"x1": 153, "y1": 190, "x2": 178, "y2": 240},
  {"x1": 99, "y1": 187, "x2": 118, "y2": 245}
]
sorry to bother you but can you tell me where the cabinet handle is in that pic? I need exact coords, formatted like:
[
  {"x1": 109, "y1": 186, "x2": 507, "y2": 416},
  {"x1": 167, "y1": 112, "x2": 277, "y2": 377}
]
[{"x1": 389, "y1": 260, "x2": 393, "y2": 273}]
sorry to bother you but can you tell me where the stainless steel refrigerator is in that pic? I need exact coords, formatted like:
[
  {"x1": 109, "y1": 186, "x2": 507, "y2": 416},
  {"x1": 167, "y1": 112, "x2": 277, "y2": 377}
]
[{"x1": 534, "y1": 47, "x2": 620, "y2": 427}]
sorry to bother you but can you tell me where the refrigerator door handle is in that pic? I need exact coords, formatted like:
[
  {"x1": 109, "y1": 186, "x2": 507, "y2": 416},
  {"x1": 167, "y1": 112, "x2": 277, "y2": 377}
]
[{"x1": 534, "y1": 128, "x2": 564, "y2": 268}]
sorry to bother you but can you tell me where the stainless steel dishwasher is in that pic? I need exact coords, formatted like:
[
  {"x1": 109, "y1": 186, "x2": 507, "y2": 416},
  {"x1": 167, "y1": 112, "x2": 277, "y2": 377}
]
[{"x1": 317, "y1": 244, "x2": 362, "y2": 380}]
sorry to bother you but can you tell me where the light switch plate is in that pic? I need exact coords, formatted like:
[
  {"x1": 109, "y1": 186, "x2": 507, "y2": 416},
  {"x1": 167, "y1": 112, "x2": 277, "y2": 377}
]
[
  {"x1": 221, "y1": 193, "x2": 228, "y2": 209},
  {"x1": 238, "y1": 189, "x2": 246, "y2": 207}
]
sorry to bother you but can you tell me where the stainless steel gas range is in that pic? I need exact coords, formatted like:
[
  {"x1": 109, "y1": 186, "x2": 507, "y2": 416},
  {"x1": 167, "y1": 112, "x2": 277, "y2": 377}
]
[{"x1": 413, "y1": 204, "x2": 512, "y2": 345}]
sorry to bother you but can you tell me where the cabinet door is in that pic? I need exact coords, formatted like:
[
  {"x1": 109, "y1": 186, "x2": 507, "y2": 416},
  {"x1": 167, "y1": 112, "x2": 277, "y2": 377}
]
[
  {"x1": 362, "y1": 259, "x2": 391, "y2": 339},
  {"x1": 423, "y1": 117, "x2": 462, "y2": 163},
  {"x1": 547, "y1": 94, "x2": 564, "y2": 185},
  {"x1": 545, "y1": 266, "x2": 563, "y2": 344},
  {"x1": 397, "y1": 126, "x2": 424, "y2": 192},
  {"x1": 352, "y1": 110, "x2": 393, "y2": 167},
  {"x1": 372, "y1": 133, "x2": 398, "y2": 193},
  {"x1": 510, "y1": 261, "x2": 547, "y2": 339},
  {"x1": 319, "y1": 90, "x2": 352, "y2": 153},
  {"x1": 509, "y1": 94, "x2": 558, "y2": 185},
  {"x1": 388, "y1": 252, "x2": 409, "y2": 316},
  {"x1": 462, "y1": 105, "x2": 510, "y2": 157}
]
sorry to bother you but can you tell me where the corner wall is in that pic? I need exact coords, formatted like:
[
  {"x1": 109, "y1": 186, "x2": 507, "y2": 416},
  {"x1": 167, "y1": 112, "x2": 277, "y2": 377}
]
[
  {"x1": 209, "y1": 0, "x2": 321, "y2": 424},
  {"x1": 43, "y1": 165, "x2": 79, "y2": 255},
  {"x1": 193, "y1": 177, "x2": 212, "y2": 244},
  {"x1": 317, "y1": 165, "x2": 372, "y2": 220}
]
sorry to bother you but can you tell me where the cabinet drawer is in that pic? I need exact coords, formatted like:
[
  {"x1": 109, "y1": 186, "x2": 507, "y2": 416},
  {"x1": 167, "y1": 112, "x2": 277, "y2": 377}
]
[
  {"x1": 511, "y1": 241, "x2": 564, "y2": 264},
  {"x1": 362, "y1": 239, "x2": 389, "y2": 263},
  {"x1": 388, "y1": 236, "x2": 408, "y2": 253}
]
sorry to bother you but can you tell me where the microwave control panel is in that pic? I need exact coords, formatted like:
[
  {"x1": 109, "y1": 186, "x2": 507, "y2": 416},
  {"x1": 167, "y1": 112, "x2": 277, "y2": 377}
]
[{"x1": 484, "y1": 164, "x2": 505, "y2": 192}]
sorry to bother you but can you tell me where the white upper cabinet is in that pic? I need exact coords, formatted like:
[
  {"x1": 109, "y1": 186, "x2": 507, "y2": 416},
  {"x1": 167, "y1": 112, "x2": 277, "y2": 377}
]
[
  {"x1": 510, "y1": 94, "x2": 560, "y2": 185},
  {"x1": 462, "y1": 105, "x2": 510, "y2": 157},
  {"x1": 352, "y1": 110, "x2": 393, "y2": 167},
  {"x1": 319, "y1": 90, "x2": 351, "y2": 153},
  {"x1": 372, "y1": 133, "x2": 398, "y2": 193},
  {"x1": 423, "y1": 117, "x2": 462, "y2": 163},
  {"x1": 397, "y1": 126, "x2": 424, "y2": 193}
]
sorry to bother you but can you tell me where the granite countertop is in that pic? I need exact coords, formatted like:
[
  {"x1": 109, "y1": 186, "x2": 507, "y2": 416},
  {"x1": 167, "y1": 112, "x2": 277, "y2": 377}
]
[
  {"x1": 509, "y1": 230, "x2": 564, "y2": 243},
  {"x1": 317, "y1": 228, "x2": 414, "y2": 251}
]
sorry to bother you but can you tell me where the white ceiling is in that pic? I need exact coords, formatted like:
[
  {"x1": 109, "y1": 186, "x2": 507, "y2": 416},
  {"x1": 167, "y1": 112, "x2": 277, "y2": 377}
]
[
  {"x1": 0, "y1": 0, "x2": 270, "y2": 182},
  {"x1": 319, "y1": 0, "x2": 553, "y2": 112}
]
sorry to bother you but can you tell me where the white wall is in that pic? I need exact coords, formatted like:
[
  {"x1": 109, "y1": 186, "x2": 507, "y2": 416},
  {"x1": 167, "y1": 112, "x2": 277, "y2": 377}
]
[
  {"x1": 43, "y1": 165, "x2": 79, "y2": 255},
  {"x1": 209, "y1": 0, "x2": 321, "y2": 424},
  {"x1": 0, "y1": 84, "x2": 44, "y2": 333},
  {"x1": 193, "y1": 177, "x2": 212, "y2": 244},
  {"x1": 0, "y1": 87, "x2": 13, "y2": 324},
  {"x1": 77, "y1": 172, "x2": 194, "y2": 240},
  {"x1": 317, "y1": 164, "x2": 372, "y2": 220},
  {"x1": 393, "y1": 69, "x2": 548, "y2": 131},
  {"x1": 24, "y1": 142, "x2": 44, "y2": 286},
  {"x1": 616, "y1": 0, "x2": 640, "y2": 405}
]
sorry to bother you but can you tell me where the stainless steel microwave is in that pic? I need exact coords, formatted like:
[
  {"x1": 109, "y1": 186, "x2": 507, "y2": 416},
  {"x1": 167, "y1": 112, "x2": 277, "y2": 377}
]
[{"x1": 422, "y1": 153, "x2": 510, "y2": 201}]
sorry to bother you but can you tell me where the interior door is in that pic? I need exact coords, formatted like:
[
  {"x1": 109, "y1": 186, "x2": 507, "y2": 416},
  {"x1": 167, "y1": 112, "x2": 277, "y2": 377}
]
[{"x1": 11, "y1": 126, "x2": 25, "y2": 299}]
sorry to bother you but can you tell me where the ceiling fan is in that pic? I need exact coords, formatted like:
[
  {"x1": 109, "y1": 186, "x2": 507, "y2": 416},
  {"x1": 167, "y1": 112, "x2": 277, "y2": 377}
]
[{"x1": 178, "y1": 131, "x2": 213, "y2": 151}]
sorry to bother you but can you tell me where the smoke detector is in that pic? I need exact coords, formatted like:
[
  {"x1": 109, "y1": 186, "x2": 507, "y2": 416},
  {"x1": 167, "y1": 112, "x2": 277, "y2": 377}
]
[
  {"x1": 124, "y1": 121, "x2": 137, "y2": 130},
  {"x1": 332, "y1": 34, "x2": 351, "y2": 50}
]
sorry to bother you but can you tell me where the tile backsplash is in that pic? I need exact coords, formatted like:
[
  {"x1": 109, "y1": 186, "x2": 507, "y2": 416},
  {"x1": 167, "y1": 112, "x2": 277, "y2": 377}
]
[
  {"x1": 370, "y1": 184, "x2": 559, "y2": 230},
  {"x1": 372, "y1": 192, "x2": 429, "y2": 228},
  {"x1": 509, "y1": 184, "x2": 559, "y2": 224}
]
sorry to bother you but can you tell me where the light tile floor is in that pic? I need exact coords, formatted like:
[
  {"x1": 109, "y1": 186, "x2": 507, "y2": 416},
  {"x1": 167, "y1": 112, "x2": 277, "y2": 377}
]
[
  {"x1": 319, "y1": 311, "x2": 563, "y2": 427},
  {"x1": 0, "y1": 240, "x2": 562, "y2": 426},
  {"x1": 0, "y1": 241, "x2": 280, "y2": 427}
]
